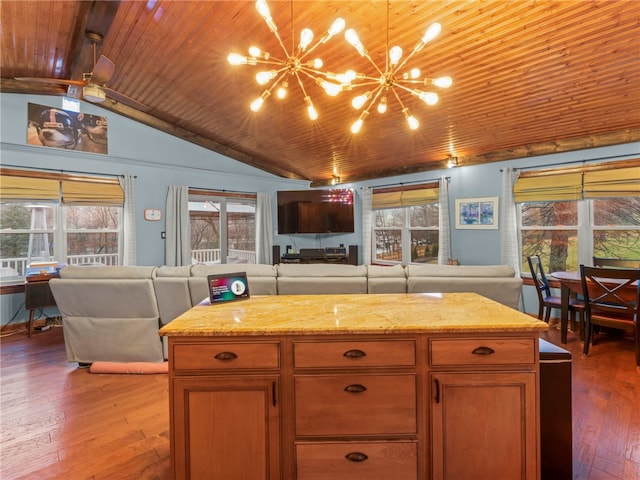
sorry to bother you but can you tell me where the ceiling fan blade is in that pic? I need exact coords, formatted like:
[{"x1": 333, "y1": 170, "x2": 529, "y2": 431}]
[
  {"x1": 91, "y1": 55, "x2": 115, "y2": 84},
  {"x1": 104, "y1": 87, "x2": 152, "y2": 113},
  {"x1": 14, "y1": 77, "x2": 86, "y2": 87}
]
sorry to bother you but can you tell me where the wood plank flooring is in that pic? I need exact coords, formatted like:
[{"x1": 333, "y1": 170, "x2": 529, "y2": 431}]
[{"x1": 1, "y1": 321, "x2": 639, "y2": 479}]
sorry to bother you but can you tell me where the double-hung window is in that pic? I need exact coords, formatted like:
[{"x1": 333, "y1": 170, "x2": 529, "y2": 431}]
[
  {"x1": 188, "y1": 189, "x2": 256, "y2": 264},
  {"x1": 516, "y1": 160, "x2": 640, "y2": 273},
  {"x1": 372, "y1": 183, "x2": 440, "y2": 264},
  {"x1": 0, "y1": 169, "x2": 124, "y2": 280}
]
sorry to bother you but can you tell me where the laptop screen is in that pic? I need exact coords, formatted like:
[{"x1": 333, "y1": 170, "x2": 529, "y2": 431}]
[{"x1": 207, "y1": 272, "x2": 250, "y2": 304}]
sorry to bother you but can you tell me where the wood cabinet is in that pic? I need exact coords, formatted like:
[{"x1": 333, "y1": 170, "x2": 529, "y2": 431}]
[
  {"x1": 293, "y1": 338, "x2": 419, "y2": 479},
  {"x1": 169, "y1": 340, "x2": 281, "y2": 480},
  {"x1": 166, "y1": 325, "x2": 541, "y2": 479},
  {"x1": 429, "y1": 337, "x2": 539, "y2": 480}
]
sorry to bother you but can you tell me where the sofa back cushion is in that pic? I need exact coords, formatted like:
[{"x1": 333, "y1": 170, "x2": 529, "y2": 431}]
[
  {"x1": 59, "y1": 265, "x2": 156, "y2": 279},
  {"x1": 406, "y1": 264, "x2": 516, "y2": 278},
  {"x1": 277, "y1": 263, "x2": 367, "y2": 294},
  {"x1": 367, "y1": 264, "x2": 407, "y2": 293}
]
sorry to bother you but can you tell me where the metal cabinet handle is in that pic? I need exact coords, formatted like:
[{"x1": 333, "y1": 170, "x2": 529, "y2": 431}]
[
  {"x1": 343, "y1": 349, "x2": 366, "y2": 358},
  {"x1": 434, "y1": 378, "x2": 440, "y2": 404},
  {"x1": 472, "y1": 346, "x2": 495, "y2": 355},
  {"x1": 345, "y1": 452, "x2": 368, "y2": 462},
  {"x1": 214, "y1": 351, "x2": 238, "y2": 361},
  {"x1": 344, "y1": 384, "x2": 367, "y2": 393}
]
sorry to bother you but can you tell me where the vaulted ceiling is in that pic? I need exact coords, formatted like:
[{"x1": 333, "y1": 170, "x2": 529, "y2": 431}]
[{"x1": 2, "y1": 1, "x2": 639, "y2": 186}]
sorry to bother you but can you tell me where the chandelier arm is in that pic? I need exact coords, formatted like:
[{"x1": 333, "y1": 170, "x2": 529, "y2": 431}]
[
  {"x1": 294, "y1": 71, "x2": 311, "y2": 99},
  {"x1": 393, "y1": 83, "x2": 418, "y2": 96},
  {"x1": 390, "y1": 86, "x2": 408, "y2": 110},
  {"x1": 393, "y1": 48, "x2": 420, "y2": 76},
  {"x1": 269, "y1": 25, "x2": 292, "y2": 59},
  {"x1": 261, "y1": 70, "x2": 292, "y2": 99}
]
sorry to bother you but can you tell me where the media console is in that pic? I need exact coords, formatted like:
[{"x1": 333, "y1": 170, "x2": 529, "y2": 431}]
[{"x1": 273, "y1": 245, "x2": 358, "y2": 265}]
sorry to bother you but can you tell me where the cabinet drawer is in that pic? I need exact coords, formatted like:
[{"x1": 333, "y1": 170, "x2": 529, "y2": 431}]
[
  {"x1": 429, "y1": 338, "x2": 535, "y2": 367},
  {"x1": 295, "y1": 374, "x2": 416, "y2": 435},
  {"x1": 294, "y1": 340, "x2": 415, "y2": 368},
  {"x1": 296, "y1": 442, "x2": 417, "y2": 480},
  {"x1": 172, "y1": 342, "x2": 279, "y2": 371}
]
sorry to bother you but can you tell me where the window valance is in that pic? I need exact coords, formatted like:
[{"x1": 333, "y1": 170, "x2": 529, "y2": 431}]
[
  {"x1": 372, "y1": 182, "x2": 439, "y2": 209},
  {"x1": 513, "y1": 159, "x2": 639, "y2": 203},
  {"x1": 0, "y1": 168, "x2": 124, "y2": 205}
]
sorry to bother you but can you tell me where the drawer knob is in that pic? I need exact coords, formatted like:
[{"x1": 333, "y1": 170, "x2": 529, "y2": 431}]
[
  {"x1": 345, "y1": 452, "x2": 369, "y2": 462},
  {"x1": 472, "y1": 346, "x2": 495, "y2": 356},
  {"x1": 214, "y1": 351, "x2": 238, "y2": 361},
  {"x1": 343, "y1": 349, "x2": 366, "y2": 358},
  {"x1": 344, "y1": 384, "x2": 367, "y2": 393}
]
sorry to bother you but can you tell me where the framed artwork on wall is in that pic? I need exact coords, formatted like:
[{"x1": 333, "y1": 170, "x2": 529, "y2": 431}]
[{"x1": 455, "y1": 196, "x2": 499, "y2": 229}]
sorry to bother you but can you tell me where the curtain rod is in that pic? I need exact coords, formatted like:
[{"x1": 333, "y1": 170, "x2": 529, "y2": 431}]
[
  {"x1": 500, "y1": 154, "x2": 633, "y2": 172},
  {"x1": 367, "y1": 176, "x2": 450, "y2": 189},
  {"x1": 1, "y1": 163, "x2": 135, "y2": 178},
  {"x1": 189, "y1": 186, "x2": 257, "y2": 195}
]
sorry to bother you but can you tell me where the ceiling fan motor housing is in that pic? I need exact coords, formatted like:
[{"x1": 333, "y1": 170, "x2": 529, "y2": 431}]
[{"x1": 83, "y1": 84, "x2": 106, "y2": 103}]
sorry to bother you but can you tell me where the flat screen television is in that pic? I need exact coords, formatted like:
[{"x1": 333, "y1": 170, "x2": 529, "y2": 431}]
[{"x1": 277, "y1": 189, "x2": 355, "y2": 234}]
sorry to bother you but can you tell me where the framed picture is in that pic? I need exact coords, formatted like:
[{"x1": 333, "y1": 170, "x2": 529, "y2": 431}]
[{"x1": 455, "y1": 196, "x2": 499, "y2": 229}]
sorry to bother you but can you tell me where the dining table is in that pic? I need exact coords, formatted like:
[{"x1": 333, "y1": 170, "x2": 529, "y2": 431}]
[{"x1": 550, "y1": 270, "x2": 639, "y2": 344}]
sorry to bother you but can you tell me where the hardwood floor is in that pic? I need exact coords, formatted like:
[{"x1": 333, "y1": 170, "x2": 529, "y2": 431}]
[{"x1": 1, "y1": 321, "x2": 638, "y2": 479}]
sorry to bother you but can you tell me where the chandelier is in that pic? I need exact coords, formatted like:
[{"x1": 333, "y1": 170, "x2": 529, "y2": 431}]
[
  {"x1": 338, "y1": 2, "x2": 452, "y2": 134},
  {"x1": 227, "y1": 0, "x2": 346, "y2": 121}
]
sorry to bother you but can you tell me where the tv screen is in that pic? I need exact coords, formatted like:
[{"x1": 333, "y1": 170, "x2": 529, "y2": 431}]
[{"x1": 277, "y1": 189, "x2": 355, "y2": 234}]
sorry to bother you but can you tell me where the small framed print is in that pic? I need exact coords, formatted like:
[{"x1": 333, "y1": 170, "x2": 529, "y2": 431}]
[{"x1": 455, "y1": 196, "x2": 499, "y2": 229}]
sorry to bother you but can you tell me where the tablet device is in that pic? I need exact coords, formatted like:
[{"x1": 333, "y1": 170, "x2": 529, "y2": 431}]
[{"x1": 207, "y1": 272, "x2": 250, "y2": 304}]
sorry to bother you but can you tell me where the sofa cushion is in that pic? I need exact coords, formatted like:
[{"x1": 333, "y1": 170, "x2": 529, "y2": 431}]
[{"x1": 59, "y1": 265, "x2": 156, "y2": 279}]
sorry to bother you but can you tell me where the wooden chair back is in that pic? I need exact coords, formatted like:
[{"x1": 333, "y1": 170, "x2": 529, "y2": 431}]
[
  {"x1": 527, "y1": 255, "x2": 551, "y2": 300},
  {"x1": 593, "y1": 257, "x2": 640, "y2": 269},
  {"x1": 579, "y1": 265, "x2": 639, "y2": 323}
]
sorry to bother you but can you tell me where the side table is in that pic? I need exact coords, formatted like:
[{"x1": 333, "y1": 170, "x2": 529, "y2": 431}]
[{"x1": 25, "y1": 273, "x2": 59, "y2": 337}]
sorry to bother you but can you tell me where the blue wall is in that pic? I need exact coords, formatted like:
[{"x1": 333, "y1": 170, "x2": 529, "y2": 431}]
[{"x1": 1, "y1": 92, "x2": 638, "y2": 325}]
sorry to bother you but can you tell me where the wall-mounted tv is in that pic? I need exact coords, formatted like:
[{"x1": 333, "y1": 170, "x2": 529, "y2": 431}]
[{"x1": 277, "y1": 189, "x2": 355, "y2": 234}]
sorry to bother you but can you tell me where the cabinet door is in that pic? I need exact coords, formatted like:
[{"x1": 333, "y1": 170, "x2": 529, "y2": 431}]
[
  {"x1": 171, "y1": 376, "x2": 280, "y2": 480},
  {"x1": 430, "y1": 372, "x2": 538, "y2": 480}
]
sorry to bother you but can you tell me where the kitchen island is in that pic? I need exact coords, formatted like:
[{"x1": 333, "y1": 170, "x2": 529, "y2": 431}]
[{"x1": 160, "y1": 292, "x2": 548, "y2": 480}]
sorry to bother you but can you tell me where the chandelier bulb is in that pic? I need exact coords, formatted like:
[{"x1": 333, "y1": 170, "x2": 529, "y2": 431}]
[
  {"x1": 352, "y1": 91, "x2": 371, "y2": 110},
  {"x1": 316, "y1": 78, "x2": 342, "y2": 96},
  {"x1": 345, "y1": 29, "x2": 367, "y2": 56},
  {"x1": 255, "y1": 0, "x2": 277, "y2": 32},
  {"x1": 312, "y1": 58, "x2": 323, "y2": 69},
  {"x1": 250, "y1": 90, "x2": 271, "y2": 112},
  {"x1": 350, "y1": 111, "x2": 369, "y2": 134},
  {"x1": 422, "y1": 22, "x2": 442, "y2": 44},
  {"x1": 389, "y1": 46, "x2": 403, "y2": 66},
  {"x1": 299, "y1": 28, "x2": 314, "y2": 51},
  {"x1": 276, "y1": 81, "x2": 288, "y2": 99},
  {"x1": 403, "y1": 108, "x2": 419, "y2": 129},
  {"x1": 377, "y1": 96, "x2": 387, "y2": 114},
  {"x1": 228, "y1": 53, "x2": 248, "y2": 65},
  {"x1": 328, "y1": 18, "x2": 346, "y2": 37},
  {"x1": 304, "y1": 96, "x2": 319, "y2": 120},
  {"x1": 433, "y1": 76, "x2": 453, "y2": 88},
  {"x1": 248, "y1": 46, "x2": 262, "y2": 58},
  {"x1": 256, "y1": 70, "x2": 277, "y2": 85},
  {"x1": 415, "y1": 91, "x2": 439, "y2": 105}
]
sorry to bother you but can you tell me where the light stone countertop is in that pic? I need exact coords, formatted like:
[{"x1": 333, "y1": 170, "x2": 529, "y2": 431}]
[{"x1": 159, "y1": 293, "x2": 548, "y2": 337}]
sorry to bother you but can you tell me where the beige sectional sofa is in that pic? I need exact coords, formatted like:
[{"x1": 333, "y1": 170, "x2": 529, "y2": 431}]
[{"x1": 49, "y1": 263, "x2": 522, "y2": 364}]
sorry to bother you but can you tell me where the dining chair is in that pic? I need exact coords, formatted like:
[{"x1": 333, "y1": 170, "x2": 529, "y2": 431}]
[
  {"x1": 527, "y1": 255, "x2": 584, "y2": 335},
  {"x1": 579, "y1": 265, "x2": 640, "y2": 367},
  {"x1": 593, "y1": 257, "x2": 640, "y2": 269}
]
